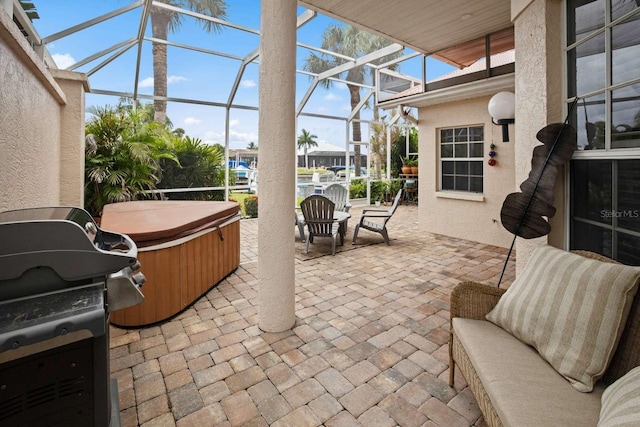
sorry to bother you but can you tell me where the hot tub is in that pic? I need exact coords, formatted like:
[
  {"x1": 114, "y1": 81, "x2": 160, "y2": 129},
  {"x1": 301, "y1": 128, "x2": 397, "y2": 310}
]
[{"x1": 100, "y1": 200, "x2": 241, "y2": 327}]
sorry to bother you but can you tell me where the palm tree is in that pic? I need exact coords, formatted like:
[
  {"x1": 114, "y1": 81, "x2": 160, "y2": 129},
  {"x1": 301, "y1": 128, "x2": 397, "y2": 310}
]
[
  {"x1": 297, "y1": 129, "x2": 318, "y2": 169},
  {"x1": 303, "y1": 24, "x2": 402, "y2": 176},
  {"x1": 150, "y1": 0, "x2": 227, "y2": 124},
  {"x1": 247, "y1": 141, "x2": 258, "y2": 150}
]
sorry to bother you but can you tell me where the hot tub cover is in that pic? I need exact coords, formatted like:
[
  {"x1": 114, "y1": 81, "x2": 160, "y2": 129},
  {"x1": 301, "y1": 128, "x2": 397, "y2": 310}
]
[{"x1": 100, "y1": 201, "x2": 240, "y2": 246}]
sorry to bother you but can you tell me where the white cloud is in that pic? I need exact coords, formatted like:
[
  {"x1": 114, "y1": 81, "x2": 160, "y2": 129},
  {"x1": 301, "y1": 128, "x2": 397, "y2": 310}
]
[
  {"x1": 324, "y1": 93, "x2": 340, "y2": 101},
  {"x1": 138, "y1": 75, "x2": 188, "y2": 88},
  {"x1": 201, "y1": 129, "x2": 258, "y2": 149},
  {"x1": 167, "y1": 75, "x2": 188, "y2": 84},
  {"x1": 184, "y1": 117, "x2": 201, "y2": 125},
  {"x1": 240, "y1": 79, "x2": 256, "y2": 88},
  {"x1": 229, "y1": 119, "x2": 240, "y2": 127},
  {"x1": 52, "y1": 53, "x2": 75, "y2": 69},
  {"x1": 139, "y1": 77, "x2": 154, "y2": 88}
]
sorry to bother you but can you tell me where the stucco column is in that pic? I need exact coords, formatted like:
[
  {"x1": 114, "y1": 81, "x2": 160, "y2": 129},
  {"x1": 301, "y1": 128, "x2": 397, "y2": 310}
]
[
  {"x1": 258, "y1": 0, "x2": 296, "y2": 332},
  {"x1": 51, "y1": 69, "x2": 89, "y2": 208},
  {"x1": 512, "y1": 0, "x2": 564, "y2": 273}
]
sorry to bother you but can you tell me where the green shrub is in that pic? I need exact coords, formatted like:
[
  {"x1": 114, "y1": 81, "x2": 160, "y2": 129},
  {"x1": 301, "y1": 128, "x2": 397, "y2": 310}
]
[
  {"x1": 158, "y1": 136, "x2": 226, "y2": 201},
  {"x1": 244, "y1": 196, "x2": 258, "y2": 218},
  {"x1": 369, "y1": 180, "x2": 386, "y2": 203},
  {"x1": 349, "y1": 179, "x2": 366, "y2": 199}
]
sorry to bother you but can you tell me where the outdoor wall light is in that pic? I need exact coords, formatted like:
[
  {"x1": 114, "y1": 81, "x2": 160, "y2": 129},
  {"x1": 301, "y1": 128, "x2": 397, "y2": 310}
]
[{"x1": 488, "y1": 91, "x2": 515, "y2": 142}]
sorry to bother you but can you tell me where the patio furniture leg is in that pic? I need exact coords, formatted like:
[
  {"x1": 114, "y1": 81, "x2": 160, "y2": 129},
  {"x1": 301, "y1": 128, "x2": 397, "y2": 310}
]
[
  {"x1": 298, "y1": 221, "x2": 306, "y2": 242},
  {"x1": 352, "y1": 223, "x2": 360, "y2": 244},
  {"x1": 381, "y1": 228, "x2": 390, "y2": 245},
  {"x1": 331, "y1": 236, "x2": 336, "y2": 255},
  {"x1": 305, "y1": 235, "x2": 311, "y2": 253}
]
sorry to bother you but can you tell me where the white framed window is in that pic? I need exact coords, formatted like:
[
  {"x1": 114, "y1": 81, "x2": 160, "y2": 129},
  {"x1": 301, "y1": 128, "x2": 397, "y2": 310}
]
[
  {"x1": 439, "y1": 126, "x2": 484, "y2": 193},
  {"x1": 567, "y1": 0, "x2": 640, "y2": 264}
]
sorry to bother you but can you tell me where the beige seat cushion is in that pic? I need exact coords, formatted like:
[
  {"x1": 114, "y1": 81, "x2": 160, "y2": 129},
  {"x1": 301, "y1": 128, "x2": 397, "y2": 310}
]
[
  {"x1": 486, "y1": 245, "x2": 640, "y2": 392},
  {"x1": 598, "y1": 366, "x2": 640, "y2": 426},
  {"x1": 454, "y1": 318, "x2": 603, "y2": 427}
]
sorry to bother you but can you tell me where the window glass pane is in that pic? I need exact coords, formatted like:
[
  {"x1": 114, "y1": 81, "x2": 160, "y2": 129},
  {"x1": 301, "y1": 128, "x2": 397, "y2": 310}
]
[
  {"x1": 469, "y1": 143, "x2": 484, "y2": 158},
  {"x1": 568, "y1": 0, "x2": 605, "y2": 46},
  {"x1": 442, "y1": 161, "x2": 454, "y2": 174},
  {"x1": 617, "y1": 232, "x2": 640, "y2": 265},
  {"x1": 617, "y1": 159, "x2": 640, "y2": 232},
  {"x1": 455, "y1": 161, "x2": 469, "y2": 175},
  {"x1": 441, "y1": 144, "x2": 453, "y2": 158},
  {"x1": 611, "y1": 0, "x2": 639, "y2": 21},
  {"x1": 571, "y1": 159, "x2": 612, "y2": 224},
  {"x1": 611, "y1": 84, "x2": 640, "y2": 148},
  {"x1": 454, "y1": 144, "x2": 468, "y2": 158},
  {"x1": 470, "y1": 161, "x2": 483, "y2": 176},
  {"x1": 574, "y1": 94, "x2": 606, "y2": 150},
  {"x1": 454, "y1": 128, "x2": 468, "y2": 142},
  {"x1": 612, "y1": 12, "x2": 640, "y2": 85},
  {"x1": 441, "y1": 129, "x2": 454, "y2": 142},
  {"x1": 469, "y1": 126, "x2": 484, "y2": 141},
  {"x1": 442, "y1": 176, "x2": 454, "y2": 190},
  {"x1": 574, "y1": 31, "x2": 606, "y2": 95},
  {"x1": 470, "y1": 177, "x2": 483, "y2": 193},
  {"x1": 455, "y1": 176, "x2": 469, "y2": 191},
  {"x1": 571, "y1": 220, "x2": 613, "y2": 258}
]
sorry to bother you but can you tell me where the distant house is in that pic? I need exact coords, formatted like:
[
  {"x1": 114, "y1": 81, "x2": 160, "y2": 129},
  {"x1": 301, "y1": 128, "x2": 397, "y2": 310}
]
[
  {"x1": 296, "y1": 141, "x2": 354, "y2": 168},
  {"x1": 229, "y1": 149, "x2": 258, "y2": 168}
]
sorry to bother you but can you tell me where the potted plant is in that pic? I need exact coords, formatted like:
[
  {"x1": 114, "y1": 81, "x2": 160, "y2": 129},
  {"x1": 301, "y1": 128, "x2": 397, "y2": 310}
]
[
  {"x1": 401, "y1": 156, "x2": 413, "y2": 175},
  {"x1": 409, "y1": 158, "x2": 419, "y2": 175}
]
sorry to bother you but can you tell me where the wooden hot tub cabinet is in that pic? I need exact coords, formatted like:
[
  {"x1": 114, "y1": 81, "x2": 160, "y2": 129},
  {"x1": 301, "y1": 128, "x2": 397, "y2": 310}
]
[{"x1": 100, "y1": 201, "x2": 241, "y2": 327}]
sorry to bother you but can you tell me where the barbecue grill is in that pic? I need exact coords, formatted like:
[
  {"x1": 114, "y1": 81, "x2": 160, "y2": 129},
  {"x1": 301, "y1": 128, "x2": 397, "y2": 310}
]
[{"x1": 0, "y1": 206, "x2": 145, "y2": 427}]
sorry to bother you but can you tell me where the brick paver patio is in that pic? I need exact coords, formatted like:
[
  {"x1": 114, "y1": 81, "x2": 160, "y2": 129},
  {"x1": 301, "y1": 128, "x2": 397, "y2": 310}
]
[{"x1": 110, "y1": 204, "x2": 516, "y2": 426}]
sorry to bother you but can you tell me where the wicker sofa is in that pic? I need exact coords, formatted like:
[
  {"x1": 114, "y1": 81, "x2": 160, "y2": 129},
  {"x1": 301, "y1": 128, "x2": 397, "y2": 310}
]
[{"x1": 449, "y1": 248, "x2": 640, "y2": 427}]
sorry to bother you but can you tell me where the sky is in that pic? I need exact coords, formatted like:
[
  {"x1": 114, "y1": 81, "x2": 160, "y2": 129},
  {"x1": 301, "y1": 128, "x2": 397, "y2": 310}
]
[{"x1": 32, "y1": 0, "x2": 457, "y2": 150}]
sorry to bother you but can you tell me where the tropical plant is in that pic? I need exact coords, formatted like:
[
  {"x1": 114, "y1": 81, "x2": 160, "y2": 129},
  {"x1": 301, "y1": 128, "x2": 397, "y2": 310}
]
[
  {"x1": 297, "y1": 129, "x2": 318, "y2": 169},
  {"x1": 370, "y1": 112, "x2": 403, "y2": 179},
  {"x1": 247, "y1": 141, "x2": 258, "y2": 150},
  {"x1": 157, "y1": 135, "x2": 227, "y2": 200},
  {"x1": 150, "y1": 0, "x2": 228, "y2": 123},
  {"x1": 84, "y1": 106, "x2": 175, "y2": 217},
  {"x1": 303, "y1": 24, "x2": 403, "y2": 176}
]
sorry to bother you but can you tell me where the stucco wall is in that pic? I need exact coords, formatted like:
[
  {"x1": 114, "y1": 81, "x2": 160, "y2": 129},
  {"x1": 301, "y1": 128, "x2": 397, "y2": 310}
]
[
  {"x1": 513, "y1": 0, "x2": 565, "y2": 270},
  {"x1": 418, "y1": 95, "x2": 516, "y2": 248},
  {"x1": 0, "y1": 10, "x2": 86, "y2": 213}
]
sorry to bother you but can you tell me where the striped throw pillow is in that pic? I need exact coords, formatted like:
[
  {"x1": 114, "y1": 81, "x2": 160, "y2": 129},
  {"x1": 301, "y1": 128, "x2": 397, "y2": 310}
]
[
  {"x1": 598, "y1": 366, "x2": 640, "y2": 426},
  {"x1": 486, "y1": 245, "x2": 640, "y2": 392}
]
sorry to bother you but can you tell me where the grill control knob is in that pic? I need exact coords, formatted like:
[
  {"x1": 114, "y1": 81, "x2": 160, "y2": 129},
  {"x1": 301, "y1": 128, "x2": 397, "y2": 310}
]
[{"x1": 132, "y1": 272, "x2": 146, "y2": 287}]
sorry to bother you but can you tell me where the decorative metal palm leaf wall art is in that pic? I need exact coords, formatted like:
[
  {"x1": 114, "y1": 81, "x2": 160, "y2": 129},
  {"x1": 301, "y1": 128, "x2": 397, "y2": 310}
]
[{"x1": 497, "y1": 99, "x2": 579, "y2": 286}]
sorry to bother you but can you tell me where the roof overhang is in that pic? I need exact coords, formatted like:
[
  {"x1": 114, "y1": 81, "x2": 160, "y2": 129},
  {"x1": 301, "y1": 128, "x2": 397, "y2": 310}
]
[{"x1": 298, "y1": 0, "x2": 514, "y2": 67}]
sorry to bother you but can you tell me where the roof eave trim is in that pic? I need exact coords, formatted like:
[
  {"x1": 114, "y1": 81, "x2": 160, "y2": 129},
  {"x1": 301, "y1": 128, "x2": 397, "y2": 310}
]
[{"x1": 379, "y1": 73, "x2": 515, "y2": 110}]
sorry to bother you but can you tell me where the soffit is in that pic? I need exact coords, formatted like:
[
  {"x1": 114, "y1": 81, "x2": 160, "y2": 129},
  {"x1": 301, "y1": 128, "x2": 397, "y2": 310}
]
[{"x1": 299, "y1": 0, "x2": 513, "y2": 67}]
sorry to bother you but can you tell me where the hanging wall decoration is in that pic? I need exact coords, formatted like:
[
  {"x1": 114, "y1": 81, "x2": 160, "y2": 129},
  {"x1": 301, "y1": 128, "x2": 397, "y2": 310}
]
[{"x1": 488, "y1": 143, "x2": 497, "y2": 166}]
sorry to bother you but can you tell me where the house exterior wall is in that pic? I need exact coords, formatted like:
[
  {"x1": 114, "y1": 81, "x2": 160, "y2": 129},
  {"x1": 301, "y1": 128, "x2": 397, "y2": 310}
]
[
  {"x1": 418, "y1": 95, "x2": 516, "y2": 248},
  {"x1": 0, "y1": 10, "x2": 86, "y2": 213}
]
